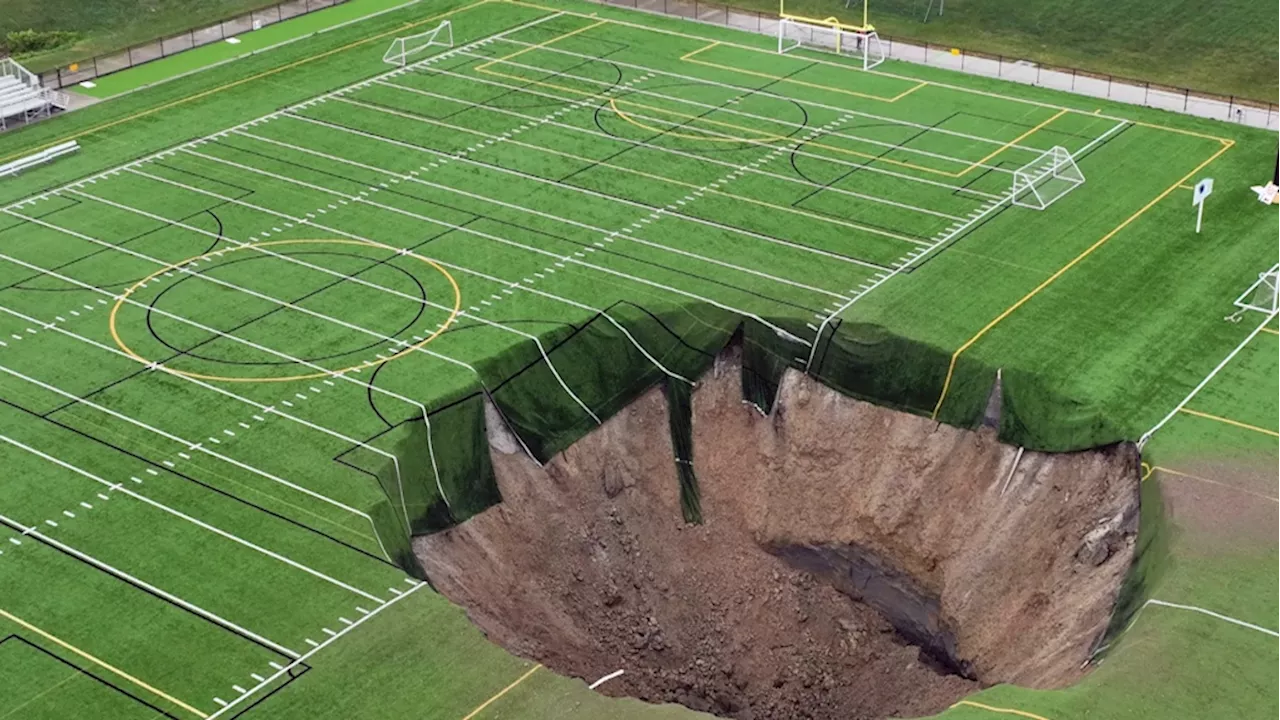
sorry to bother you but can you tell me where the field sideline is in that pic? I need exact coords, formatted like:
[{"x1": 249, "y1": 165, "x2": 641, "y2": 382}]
[{"x1": 0, "y1": 1, "x2": 1275, "y2": 719}]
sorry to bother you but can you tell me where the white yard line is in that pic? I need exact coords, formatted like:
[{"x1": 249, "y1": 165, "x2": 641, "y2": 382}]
[
  {"x1": 0, "y1": 433, "x2": 387, "y2": 604},
  {"x1": 77, "y1": 175, "x2": 603, "y2": 427},
  {"x1": 485, "y1": 37, "x2": 1055, "y2": 155},
  {"x1": 0, "y1": 361, "x2": 381, "y2": 537},
  {"x1": 309, "y1": 96, "x2": 931, "y2": 248},
  {"x1": 0, "y1": 286, "x2": 408, "y2": 562},
  {"x1": 378, "y1": 75, "x2": 969, "y2": 221},
  {"x1": 0, "y1": 512, "x2": 301, "y2": 659},
  {"x1": 0, "y1": 217, "x2": 436, "y2": 526},
  {"x1": 189, "y1": 140, "x2": 849, "y2": 300},
  {"x1": 100, "y1": 149, "x2": 808, "y2": 344},
  {"x1": 203, "y1": 581, "x2": 430, "y2": 719}
]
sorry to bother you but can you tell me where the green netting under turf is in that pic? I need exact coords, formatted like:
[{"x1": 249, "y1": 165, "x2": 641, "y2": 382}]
[{"x1": 356, "y1": 299, "x2": 1136, "y2": 576}]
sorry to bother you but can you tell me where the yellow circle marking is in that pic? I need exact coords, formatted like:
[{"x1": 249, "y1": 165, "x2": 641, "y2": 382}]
[
  {"x1": 607, "y1": 98, "x2": 790, "y2": 144},
  {"x1": 109, "y1": 238, "x2": 461, "y2": 383}
]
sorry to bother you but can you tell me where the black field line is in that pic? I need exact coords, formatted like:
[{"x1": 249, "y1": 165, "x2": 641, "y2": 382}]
[
  {"x1": 0, "y1": 197, "x2": 244, "y2": 293},
  {"x1": 0, "y1": 635, "x2": 185, "y2": 720},
  {"x1": 0, "y1": 395, "x2": 394, "y2": 567},
  {"x1": 0, "y1": 514, "x2": 297, "y2": 661},
  {"x1": 40, "y1": 214, "x2": 466, "y2": 418},
  {"x1": 189, "y1": 127, "x2": 840, "y2": 313},
  {"x1": 562, "y1": 59, "x2": 817, "y2": 183},
  {"x1": 787, "y1": 112, "x2": 962, "y2": 239}
]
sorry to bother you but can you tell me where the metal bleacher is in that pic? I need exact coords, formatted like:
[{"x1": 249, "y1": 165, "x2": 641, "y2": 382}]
[{"x1": 1, "y1": 58, "x2": 69, "y2": 131}]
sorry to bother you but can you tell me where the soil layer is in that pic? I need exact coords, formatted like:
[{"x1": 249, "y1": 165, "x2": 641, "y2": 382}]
[{"x1": 416, "y1": 348, "x2": 1141, "y2": 719}]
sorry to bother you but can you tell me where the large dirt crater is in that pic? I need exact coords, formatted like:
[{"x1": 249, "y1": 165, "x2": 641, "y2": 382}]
[{"x1": 416, "y1": 347, "x2": 1140, "y2": 719}]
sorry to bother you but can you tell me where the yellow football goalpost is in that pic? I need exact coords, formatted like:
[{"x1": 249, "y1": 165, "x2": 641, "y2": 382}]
[{"x1": 776, "y1": 1, "x2": 885, "y2": 69}]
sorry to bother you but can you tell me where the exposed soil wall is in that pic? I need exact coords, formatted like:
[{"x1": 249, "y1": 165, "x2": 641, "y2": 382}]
[{"x1": 415, "y1": 347, "x2": 1140, "y2": 719}]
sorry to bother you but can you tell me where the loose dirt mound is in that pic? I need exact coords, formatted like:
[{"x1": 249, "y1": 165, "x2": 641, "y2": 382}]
[{"x1": 416, "y1": 348, "x2": 1140, "y2": 720}]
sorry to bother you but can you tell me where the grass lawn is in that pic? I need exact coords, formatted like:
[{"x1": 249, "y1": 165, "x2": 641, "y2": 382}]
[
  {"x1": 0, "y1": 0, "x2": 1274, "y2": 718},
  {"x1": 1, "y1": 0, "x2": 308, "y2": 73}
]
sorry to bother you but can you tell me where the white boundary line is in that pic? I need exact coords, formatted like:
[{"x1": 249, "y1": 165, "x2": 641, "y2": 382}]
[
  {"x1": 0, "y1": 433, "x2": 387, "y2": 604},
  {"x1": 0, "y1": 512, "x2": 301, "y2": 659},
  {"x1": 203, "y1": 580, "x2": 430, "y2": 719},
  {"x1": 1092, "y1": 596, "x2": 1279, "y2": 660},
  {"x1": 1138, "y1": 310, "x2": 1277, "y2": 449}
]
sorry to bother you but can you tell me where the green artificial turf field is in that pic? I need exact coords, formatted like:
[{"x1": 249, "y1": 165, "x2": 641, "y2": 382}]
[{"x1": 0, "y1": 1, "x2": 1275, "y2": 719}]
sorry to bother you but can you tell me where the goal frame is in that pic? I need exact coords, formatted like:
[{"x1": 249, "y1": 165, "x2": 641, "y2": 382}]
[
  {"x1": 1011, "y1": 146, "x2": 1085, "y2": 210},
  {"x1": 776, "y1": 16, "x2": 886, "y2": 71},
  {"x1": 1230, "y1": 263, "x2": 1279, "y2": 319},
  {"x1": 382, "y1": 20, "x2": 453, "y2": 67}
]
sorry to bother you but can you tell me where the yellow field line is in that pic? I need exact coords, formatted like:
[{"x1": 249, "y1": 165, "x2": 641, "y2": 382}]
[
  {"x1": 1151, "y1": 465, "x2": 1280, "y2": 502},
  {"x1": 0, "y1": 0, "x2": 495, "y2": 165},
  {"x1": 1178, "y1": 408, "x2": 1280, "y2": 437},
  {"x1": 0, "y1": 608, "x2": 207, "y2": 718},
  {"x1": 1178, "y1": 184, "x2": 1195, "y2": 190},
  {"x1": 951, "y1": 700, "x2": 1050, "y2": 720},
  {"x1": 680, "y1": 41, "x2": 928, "y2": 103},
  {"x1": 958, "y1": 109, "x2": 1067, "y2": 175},
  {"x1": 930, "y1": 140, "x2": 1234, "y2": 418},
  {"x1": 460, "y1": 664, "x2": 542, "y2": 720},
  {"x1": 474, "y1": 19, "x2": 606, "y2": 72},
  {"x1": 1260, "y1": 326, "x2": 1278, "y2": 335}
]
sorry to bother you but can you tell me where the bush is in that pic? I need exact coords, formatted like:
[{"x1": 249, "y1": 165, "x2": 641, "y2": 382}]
[{"x1": 5, "y1": 29, "x2": 79, "y2": 55}]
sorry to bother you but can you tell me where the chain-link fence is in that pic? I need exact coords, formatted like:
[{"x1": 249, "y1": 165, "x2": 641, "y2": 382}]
[
  {"x1": 591, "y1": 0, "x2": 1279, "y2": 130},
  {"x1": 37, "y1": 0, "x2": 348, "y2": 90}
]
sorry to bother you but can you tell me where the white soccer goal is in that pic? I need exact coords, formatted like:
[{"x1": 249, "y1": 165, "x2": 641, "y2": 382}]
[
  {"x1": 777, "y1": 17, "x2": 885, "y2": 71},
  {"x1": 382, "y1": 20, "x2": 453, "y2": 67},
  {"x1": 1226, "y1": 263, "x2": 1279, "y2": 321},
  {"x1": 1011, "y1": 146, "x2": 1085, "y2": 210}
]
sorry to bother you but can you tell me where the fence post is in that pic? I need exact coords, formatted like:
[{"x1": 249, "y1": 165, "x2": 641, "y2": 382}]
[
  {"x1": 56, "y1": 68, "x2": 62, "y2": 88},
  {"x1": 1183, "y1": 88, "x2": 1189, "y2": 112},
  {"x1": 1071, "y1": 68, "x2": 1076, "y2": 91},
  {"x1": 1144, "y1": 82, "x2": 1149, "y2": 105},
  {"x1": 127, "y1": 46, "x2": 134, "y2": 67},
  {"x1": 1107, "y1": 75, "x2": 1112, "y2": 98},
  {"x1": 997, "y1": 55, "x2": 1002, "y2": 77}
]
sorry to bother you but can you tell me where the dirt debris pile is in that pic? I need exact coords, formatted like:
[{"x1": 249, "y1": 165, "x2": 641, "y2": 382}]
[{"x1": 416, "y1": 347, "x2": 1141, "y2": 720}]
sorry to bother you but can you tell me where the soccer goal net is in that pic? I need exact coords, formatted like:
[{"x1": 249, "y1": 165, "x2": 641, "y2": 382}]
[
  {"x1": 382, "y1": 20, "x2": 453, "y2": 67},
  {"x1": 1227, "y1": 263, "x2": 1279, "y2": 321},
  {"x1": 1011, "y1": 146, "x2": 1085, "y2": 210},
  {"x1": 777, "y1": 17, "x2": 885, "y2": 70}
]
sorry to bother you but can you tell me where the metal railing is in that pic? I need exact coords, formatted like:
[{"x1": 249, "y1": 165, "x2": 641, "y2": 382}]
[
  {"x1": 590, "y1": 0, "x2": 1279, "y2": 130},
  {"x1": 35, "y1": 0, "x2": 348, "y2": 90}
]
